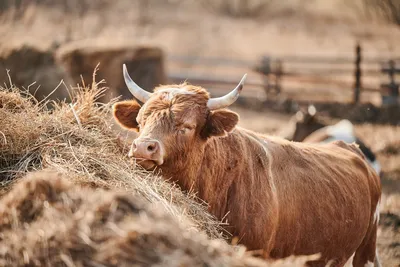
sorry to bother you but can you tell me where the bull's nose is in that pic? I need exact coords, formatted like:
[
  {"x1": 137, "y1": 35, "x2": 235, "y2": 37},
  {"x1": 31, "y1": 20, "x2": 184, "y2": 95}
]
[{"x1": 129, "y1": 138, "x2": 162, "y2": 163}]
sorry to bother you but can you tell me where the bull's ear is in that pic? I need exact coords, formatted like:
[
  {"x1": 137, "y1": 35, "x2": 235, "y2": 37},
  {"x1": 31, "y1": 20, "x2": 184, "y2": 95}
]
[
  {"x1": 112, "y1": 100, "x2": 141, "y2": 131},
  {"x1": 202, "y1": 109, "x2": 239, "y2": 138}
]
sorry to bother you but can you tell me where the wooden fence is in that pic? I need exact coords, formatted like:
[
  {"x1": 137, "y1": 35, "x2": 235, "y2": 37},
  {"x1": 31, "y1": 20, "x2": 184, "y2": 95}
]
[{"x1": 165, "y1": 44, "x2": 400, "y2": 106}]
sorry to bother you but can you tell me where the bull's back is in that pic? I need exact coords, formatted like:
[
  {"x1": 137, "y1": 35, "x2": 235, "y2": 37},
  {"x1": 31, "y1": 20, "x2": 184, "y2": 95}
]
[{"x1": 264, "y1": 138, "x2": 380, "y2": 264}]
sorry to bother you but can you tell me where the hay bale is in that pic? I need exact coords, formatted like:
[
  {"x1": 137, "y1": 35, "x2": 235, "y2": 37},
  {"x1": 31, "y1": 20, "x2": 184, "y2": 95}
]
[
  {"x1": 56, "y1": 41, "x2": 167, "y2": 103},
  {"x1": 0, "y1": 170, "x2": 312, "y2": 267},
  {"x1": 0, "y1": 44, "x2": 69, "y2": 102}
]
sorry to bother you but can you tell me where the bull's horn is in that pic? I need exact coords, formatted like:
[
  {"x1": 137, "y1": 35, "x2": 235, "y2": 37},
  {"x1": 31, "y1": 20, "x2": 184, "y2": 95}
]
[
  {"x1": 207, "y1": 74, "x2": 247, "y2": 110},
  {"x1": 123, "y1": 64, "x2": 152, "y2": 103}
]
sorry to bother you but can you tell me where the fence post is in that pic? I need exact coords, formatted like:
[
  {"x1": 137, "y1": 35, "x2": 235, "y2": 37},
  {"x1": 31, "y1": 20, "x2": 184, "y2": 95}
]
[
  {"x1": 353, "y1": 43, "x2": 362, "y2": 104},
  {"x1": 258, "y1": 56, "x2": 272, "y2": 98},
  {"x1": 381, "y1": 59, "x2": 400, "y2": 106},
  {"x1": 388, "y1": 60, "x2": 399, "y2": 98},
  {"x1": 275, "y1": 59, "x2": 282, "y2": 95}
]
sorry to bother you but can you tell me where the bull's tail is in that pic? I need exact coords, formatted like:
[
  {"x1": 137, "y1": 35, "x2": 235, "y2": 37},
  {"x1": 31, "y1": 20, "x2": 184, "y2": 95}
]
[{"x1": 375, "y1": 248, "x2": 382, "y2": 267}]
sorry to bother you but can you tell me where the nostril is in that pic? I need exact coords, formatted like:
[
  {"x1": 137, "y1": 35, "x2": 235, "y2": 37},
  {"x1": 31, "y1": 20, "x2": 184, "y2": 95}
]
[{"x1": 147, "y1": 144, "x2": 155, "y2": 152}]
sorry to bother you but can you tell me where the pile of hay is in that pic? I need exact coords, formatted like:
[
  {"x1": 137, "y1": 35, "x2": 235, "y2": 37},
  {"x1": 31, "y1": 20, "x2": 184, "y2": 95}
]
[
  {"x1": 0, "y1": 170, "x2": 313, "y2": 266},
  {"x1": 0, "y1": 73, "x2": 220, "y2": 238}
]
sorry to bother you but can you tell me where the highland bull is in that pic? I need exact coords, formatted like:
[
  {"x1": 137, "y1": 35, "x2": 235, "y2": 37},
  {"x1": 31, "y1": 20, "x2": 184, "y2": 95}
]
[{"x1": 112, "y1": 64, "x2": 381, "y2": 267}]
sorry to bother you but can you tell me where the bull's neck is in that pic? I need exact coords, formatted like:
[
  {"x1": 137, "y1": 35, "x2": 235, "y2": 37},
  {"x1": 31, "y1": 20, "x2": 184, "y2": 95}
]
[
  {"x1": 159, "y1": 145, "x2": 206, "y2": 191},
  {"x1": 159, "y1": 133, "x2": 238, "y2": 206}
]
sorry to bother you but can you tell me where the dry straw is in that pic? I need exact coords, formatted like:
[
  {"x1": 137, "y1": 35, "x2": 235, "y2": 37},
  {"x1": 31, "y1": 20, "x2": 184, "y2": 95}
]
[{"x1": 0, "y1": 68, "x2": 221, "y2": 238}]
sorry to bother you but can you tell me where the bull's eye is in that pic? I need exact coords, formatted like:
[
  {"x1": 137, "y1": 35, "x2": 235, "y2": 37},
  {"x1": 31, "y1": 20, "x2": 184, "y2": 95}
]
[{"x1": 178, "y1": 124, "x2": 195, "y2": 135}]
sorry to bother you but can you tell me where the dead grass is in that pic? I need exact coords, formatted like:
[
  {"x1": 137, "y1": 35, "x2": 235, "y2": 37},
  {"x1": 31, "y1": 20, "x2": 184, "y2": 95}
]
[{"x1": 0, "y1": 69, "x2": 223, "y2": 239}]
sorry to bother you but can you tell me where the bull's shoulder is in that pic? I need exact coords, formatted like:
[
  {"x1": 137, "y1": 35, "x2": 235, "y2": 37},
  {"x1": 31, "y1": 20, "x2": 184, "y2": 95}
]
[
  {"x1": 328, "y1": 140, "x2": 381, "y2": 195},
  {"x1": 265, "y1": 136, "x2": 380, "y2": 191},
  {"x1": 262, "y1": 136, "x2": 368, "y2": 170},
  {"x1": 232, "y1": 129, "x2": 365, "y2": 168}
]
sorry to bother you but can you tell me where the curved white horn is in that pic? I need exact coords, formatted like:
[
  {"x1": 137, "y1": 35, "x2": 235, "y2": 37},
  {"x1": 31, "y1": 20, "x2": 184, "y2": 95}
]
[
  {"x1": 123, "y1": 64, "x2": 152, "y2": 103},
  {"x1": 207, "y1": 74, "x2": 247, "y2": 110}
]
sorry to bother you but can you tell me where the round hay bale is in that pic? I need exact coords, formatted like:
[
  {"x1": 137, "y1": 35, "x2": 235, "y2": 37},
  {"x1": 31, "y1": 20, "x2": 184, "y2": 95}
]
[
  {"x1": 56, "y1": 41, "x2": 167, "y2": 103},
  {"x1": 0, "y1": 44, "x2": 69, "y2": 102}
]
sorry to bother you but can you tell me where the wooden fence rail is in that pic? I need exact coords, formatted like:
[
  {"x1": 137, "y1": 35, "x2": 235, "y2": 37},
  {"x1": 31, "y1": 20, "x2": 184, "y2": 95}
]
[{"x1": 166, "y1": 44, "x2": 400, "y2": 106}]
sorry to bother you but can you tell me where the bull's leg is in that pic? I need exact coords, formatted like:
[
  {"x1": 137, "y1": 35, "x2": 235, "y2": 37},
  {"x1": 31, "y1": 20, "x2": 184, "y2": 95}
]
[{"x1": 352, "y1": 222, "x2": 379, "y2": 267}]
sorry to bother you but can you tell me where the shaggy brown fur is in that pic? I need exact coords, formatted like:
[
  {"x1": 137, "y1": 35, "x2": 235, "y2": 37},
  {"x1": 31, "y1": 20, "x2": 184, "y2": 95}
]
[
  {"x1": 0, "y1": 170, "x2": 314, "y2": 267},
  {"x1": 113, "y1": 83, "x2": 382, "y2": 267}
]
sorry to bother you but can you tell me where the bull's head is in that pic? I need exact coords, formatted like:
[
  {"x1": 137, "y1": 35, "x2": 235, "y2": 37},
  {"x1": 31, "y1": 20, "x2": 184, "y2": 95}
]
[{"x1": 112, "y1": 64, "x2": 247, "y2": 171}]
